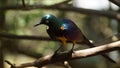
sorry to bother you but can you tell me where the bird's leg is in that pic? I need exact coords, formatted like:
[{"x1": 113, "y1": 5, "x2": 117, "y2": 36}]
[
  {"x1": 52, "y1": 46, "x2": 62, "y2": 59},
  {"x1": 69, "y1": 41, "x2": 76, "y2": 53},
  {"x1": 54, "y1": 36, "x2": 67, "y2": 54},
  {"x1": 66, "y1": 42, "x2": 75, "y2": 58},
  {"x1": 54, "y1": 45, "x2": 62, "y2": 54}
]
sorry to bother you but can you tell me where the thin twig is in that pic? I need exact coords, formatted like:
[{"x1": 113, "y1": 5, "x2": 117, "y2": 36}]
[
  {"x1": 0, "y1": 33, "x2": 52, "y2": 41},
  {"x1": 5, "y1": 60, "x2": 16, "y2": 68}
]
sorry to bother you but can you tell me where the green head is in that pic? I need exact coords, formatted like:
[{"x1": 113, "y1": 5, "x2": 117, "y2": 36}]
[{"x1": 34, "y1": 14, "x2": 57, "y2": 27}]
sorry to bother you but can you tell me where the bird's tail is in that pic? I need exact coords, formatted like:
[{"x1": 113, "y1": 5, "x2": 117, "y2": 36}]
[{"x1": 83, "y1": 35, "x2": 117, "y2": 64}]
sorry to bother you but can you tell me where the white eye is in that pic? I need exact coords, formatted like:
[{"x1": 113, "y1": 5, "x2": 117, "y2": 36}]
[{"x1": 46, "y1": 26, "x2": 49, "y2": 30}]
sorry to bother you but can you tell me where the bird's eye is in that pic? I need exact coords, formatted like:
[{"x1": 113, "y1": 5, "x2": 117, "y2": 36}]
[{"x1": 46, "y1": 20, "x2": 49, "y2": 23}]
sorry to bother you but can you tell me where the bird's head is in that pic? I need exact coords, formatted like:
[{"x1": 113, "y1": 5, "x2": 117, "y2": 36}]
[{"x1": 34, "y1": 14, "x2": 57, "y2": 27}]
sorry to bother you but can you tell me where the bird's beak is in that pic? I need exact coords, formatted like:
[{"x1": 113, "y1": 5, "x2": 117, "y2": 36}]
[{"x1": 34, "y1": 21, "x2": 41, "y2": 27}]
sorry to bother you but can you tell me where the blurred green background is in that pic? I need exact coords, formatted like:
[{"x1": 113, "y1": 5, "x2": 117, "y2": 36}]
[{"x1": 0, "y1": 0, "x2": 120, "y2": 68}]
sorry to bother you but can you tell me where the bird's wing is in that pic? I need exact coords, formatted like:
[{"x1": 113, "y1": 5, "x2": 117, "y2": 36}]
[
  {"x1": 60, "y1": 19, "x2": 78, "y2": 29},
  {"x1": 59, "y1": 19, "x2": 84, "y2": 42}
]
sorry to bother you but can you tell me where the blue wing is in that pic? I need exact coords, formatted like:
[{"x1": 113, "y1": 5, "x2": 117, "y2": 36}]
[{"x1": 60, "y1": 19, "x2": 84, "y2": 42}]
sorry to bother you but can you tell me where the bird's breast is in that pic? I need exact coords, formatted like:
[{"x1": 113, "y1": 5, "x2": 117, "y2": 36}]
[{"x1": 47, "y1": 27, "x2": 64, "y2": 39}]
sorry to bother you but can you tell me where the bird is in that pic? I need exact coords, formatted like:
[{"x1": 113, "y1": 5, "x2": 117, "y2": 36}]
[{"x1": 34, "y1": 14, "x2": 116, "y2": 63}]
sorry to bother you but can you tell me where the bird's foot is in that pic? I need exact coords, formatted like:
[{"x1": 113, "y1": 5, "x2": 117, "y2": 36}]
[
  {"x1": 53, "y1": 51, "x2": 59, "y2": 56},
  {"x1": 67, "y1": 49, "x2": 74, "y2": 57},
  {"x1": 68, "y1": 44, "x2": 75, "y2": 54},
  {"x1": 69, "y1": 49, "x2": 74, "y2": 54}
]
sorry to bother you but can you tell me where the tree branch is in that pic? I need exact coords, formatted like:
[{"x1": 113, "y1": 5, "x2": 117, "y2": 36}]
[
  {"x1": 6, "y1": 41, "x2": 120, "y2": 68},
  {"x1": 0, "y1": 32, "x2": 120, "y2": 41},
  {"x1": 0, "y1": 4, "x2": 120, "y2": 20},
  {"x1": 21, "y1": 0, "x2": 26, "y2": 7},
  {"x1": 0, "y1": 33, "x2": 52, "y2": 41},
  {"x1": 109, "y1": 0, "x2": 120, "y2": 7}
]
